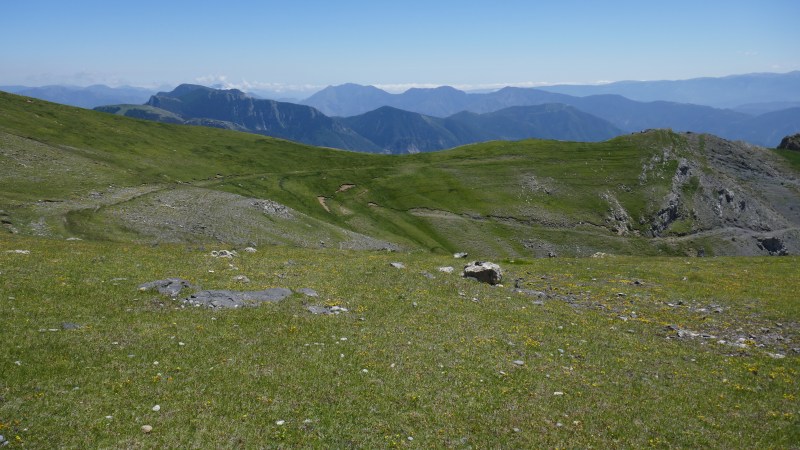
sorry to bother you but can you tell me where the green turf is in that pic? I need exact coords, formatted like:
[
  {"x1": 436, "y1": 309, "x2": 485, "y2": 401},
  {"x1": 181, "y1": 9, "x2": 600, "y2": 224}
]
[{"x1": 0, "y1": 235, "x2": 797, "y2": 448}]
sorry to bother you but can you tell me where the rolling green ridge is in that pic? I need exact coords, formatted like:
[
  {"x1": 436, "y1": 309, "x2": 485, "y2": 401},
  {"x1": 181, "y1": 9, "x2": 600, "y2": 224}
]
[{"x1": 3, "y1": 91, "x2": 800, "y2": 257}]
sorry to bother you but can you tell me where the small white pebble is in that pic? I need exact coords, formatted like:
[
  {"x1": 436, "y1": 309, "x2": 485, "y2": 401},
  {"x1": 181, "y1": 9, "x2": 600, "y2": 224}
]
[
  {"x1": 340, "y1": 353, "x2": 345, "y2": 358},
  {"x1": 153, "y1": 361, "x2": 159, "y2": 365},
  {"x1": 361, "y1": 368, "x2": 368, "y2": 373},
  {"x1": 178, "y1": 342, "x2": 185, "y2": 346},
  {"x1": 340, "y1": 337, "x2": 347, "y2": 341},
  {"x1": 407, "y1": 436, "x2": 413, "y2": 441},
  {"x1": 275, "y1": 420, "x2": 285, "y2": 426},
  {"x1": 14, "y1": 361, "x2": 21, "y2": 366},
  {"x1": 141, "y1": 425, "x2": 153, "y2": 433},
  {"x1": 105, "y1": 415, "x2": 113, "y2": 420},
  {"x1": 208, "y1": 270, "x2": 215, "y2": 273},
  {"x1": 303, "y1": 419, "x2": 312, "y2": 424},
  {"x1": 152, "y1": 404, "x2": 160, "y2": 412},
  {"x1": 390, "y1": 363, "x2": 396, "y2": 368},
  {"x1": 553, "y1": 391, "x2": 564, "y2": 396}
]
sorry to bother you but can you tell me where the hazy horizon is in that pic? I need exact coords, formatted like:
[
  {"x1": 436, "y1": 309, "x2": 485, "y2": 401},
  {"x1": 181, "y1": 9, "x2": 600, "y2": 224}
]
[{"x1": 2, "y1": 0, "x2": 798, "y2": 97}]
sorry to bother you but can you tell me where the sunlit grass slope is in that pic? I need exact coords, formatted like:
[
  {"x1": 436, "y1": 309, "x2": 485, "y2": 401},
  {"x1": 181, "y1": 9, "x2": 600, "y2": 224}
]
[{"x1": 0, "y1": 235, "x2": 797, "y2": 447}]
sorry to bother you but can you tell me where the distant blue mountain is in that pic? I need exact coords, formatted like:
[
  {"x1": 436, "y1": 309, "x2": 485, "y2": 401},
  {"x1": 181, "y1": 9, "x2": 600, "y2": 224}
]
[
  {"x1": 537, "y1": 71, "x2": 800, "y2": 109},
  {"x1": 0, "y1": 84, "x2": 157, "y2": 109},
  {"x1": 96, "y1": 85, "x2": 625, "y2": 154},
  {"x1": 302, "y1": 81, "x2": 799, "y2": 147}
]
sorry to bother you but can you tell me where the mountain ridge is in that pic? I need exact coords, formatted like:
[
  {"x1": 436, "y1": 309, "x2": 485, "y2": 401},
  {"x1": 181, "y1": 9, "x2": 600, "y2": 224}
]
[{"x1": 95, "y1": 85, "x2": 625, "y2": 153}]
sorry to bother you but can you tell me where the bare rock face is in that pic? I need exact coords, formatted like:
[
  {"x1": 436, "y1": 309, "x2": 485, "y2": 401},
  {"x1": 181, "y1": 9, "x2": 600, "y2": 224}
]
[
  {"x1": 462, "y1": 261, "x2": 503, "y2": 285},
  {"x1": 778, "y1": 134, "x2": 800, "y2": 151}
]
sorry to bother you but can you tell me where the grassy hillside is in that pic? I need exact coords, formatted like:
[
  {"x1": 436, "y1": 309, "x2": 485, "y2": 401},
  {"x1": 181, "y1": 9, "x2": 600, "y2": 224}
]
[{"x1": 2, "y1": 91, "x2": 800, "y2": 258}]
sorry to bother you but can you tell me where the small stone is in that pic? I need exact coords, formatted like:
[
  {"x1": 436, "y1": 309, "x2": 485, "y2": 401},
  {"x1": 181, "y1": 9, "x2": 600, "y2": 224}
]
[
  {"x1": 105, "y1": 416, "x2": 113, "y2": 420},
  {"x1": 407, "y1": 436, "x2": 414, "y2": 441},
  {"x1": 232, "y1": 275, "x2": 250, "y2": 283},
  {"x1": 152, "y1": 404, "x2": 161, "y2": 412},
  {"x1": 390, "y1": 262, "x2": 405, "y2": 269},
  {"x1": 243, "y1": 247, "x2": 257, "y2": 253},
  {"x1": 275, "y1": 420, "x2": 285, "y2": 426},
  {"x1": 453, "y1": 252, "x2": 468, "y2": 258},
  {"x1": 303, "y1": 419, "x2": 312, "y2": 424},
  {"x1": 553, "y1": 391, "x2": 564, "y2": 396},
  {"x1": 298, "y1": 288, "x2": 319, "y2": 297},
  {"x1": 141, "y1": 425, "x2": 153, "y2": 433},
  {"x1": 362, "y1": 368, "x2": 369, "y2": 373},
  {"x1": 437, "y1": 266, "x2": 455, "y2": 274},
  {"x1": 512, "y1": 360, "x2": 525, "y2": 366}
]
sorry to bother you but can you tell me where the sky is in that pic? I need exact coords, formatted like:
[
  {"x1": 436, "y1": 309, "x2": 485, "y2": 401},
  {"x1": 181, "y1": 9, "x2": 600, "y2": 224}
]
[{"x1": 1, "y1": 0, "x2": 798, "y2": 96}]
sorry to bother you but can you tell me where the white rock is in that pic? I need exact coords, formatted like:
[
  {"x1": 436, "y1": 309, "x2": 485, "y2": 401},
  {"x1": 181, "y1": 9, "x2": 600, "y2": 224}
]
[
  {"x1": 275, "y1": 420, "x2": 285, "y2": 426},
  {"x1": 437, "y1": 266, "x2": 455, "y2": 273},
  {"x1": 244, "y1": 247, "x2": 257, "y2": 253},
  {"x1": 553, "y1": 391, "x2": 564, "y2": 396},
  {"x1": 141, "y1": 425, "x2": 153, "y2": 433},
  {"x1": 512, "y1": 360, "x2": 525, "y2": 366},
  {"x1": 152, "y1": 404, "x2": 161, "y2": 412}
]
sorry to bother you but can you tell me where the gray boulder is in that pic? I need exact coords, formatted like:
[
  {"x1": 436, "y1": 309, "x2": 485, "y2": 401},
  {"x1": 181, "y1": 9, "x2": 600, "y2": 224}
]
[{"x1": 462, "y1": 261, "x2": 503, "y2": 285}]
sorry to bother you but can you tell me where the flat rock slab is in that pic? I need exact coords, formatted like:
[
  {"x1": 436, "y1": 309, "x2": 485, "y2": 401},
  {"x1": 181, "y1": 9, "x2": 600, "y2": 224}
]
[
  {"x1": 184, "y1": 288, "x2": 293, "y2": 309},
  {"x1": 306, "y1": 305, "x2": 349, "y2": 315},
  {"x1": 139, "y1": 278, "x2": 196, "y2": 298}
]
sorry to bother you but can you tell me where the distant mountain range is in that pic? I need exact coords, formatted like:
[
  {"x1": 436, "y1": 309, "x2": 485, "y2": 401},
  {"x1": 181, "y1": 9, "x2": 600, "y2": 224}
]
[
  {"x1": 95, "y1": 84, "x2": 623, "y2": 153},
  {"x1": 302, "y1": 83, "x2": 798, "y2": 147},
  {"x1": 537, "y1": 71, "x2": 800, "y2": 110},
  {"x1": 0, "y1": 84, "x2": 157, "y2": 109},
  {"x1": 78, "y1": 71, "x2": 800, "y2": 150}
]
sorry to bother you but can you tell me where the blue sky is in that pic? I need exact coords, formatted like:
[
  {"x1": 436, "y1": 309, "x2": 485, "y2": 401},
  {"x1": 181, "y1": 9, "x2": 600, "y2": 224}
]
[{"x1": 1, "y1": 0, "x2": 798, "y2": 94}]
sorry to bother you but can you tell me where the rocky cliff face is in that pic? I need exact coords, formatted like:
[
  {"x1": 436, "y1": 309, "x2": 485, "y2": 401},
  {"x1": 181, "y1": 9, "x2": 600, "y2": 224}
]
[
  {"x1": 642, "y1": 133, "x2": 800, "y2": 255},
  {"x1": 145, "y1": 85, "x2": 380, "y2": 151}
]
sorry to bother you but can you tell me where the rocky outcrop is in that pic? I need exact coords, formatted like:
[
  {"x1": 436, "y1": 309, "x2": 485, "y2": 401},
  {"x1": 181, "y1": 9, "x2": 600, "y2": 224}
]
[{"x1": 778, "y1": 133, "x2": 800, "y2": 151}]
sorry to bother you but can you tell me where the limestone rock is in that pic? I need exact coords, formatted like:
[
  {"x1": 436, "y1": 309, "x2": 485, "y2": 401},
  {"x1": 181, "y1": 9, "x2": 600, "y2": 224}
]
[
  {"x1": 184, "y1": 288, "x2": 292, "y2": 308},
  {"x1": 462, "y1": 261, "x2": 503, "y2": 285},
  {"x1": 138, "y1": 278, "x2": 195, "y2": 298}
]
